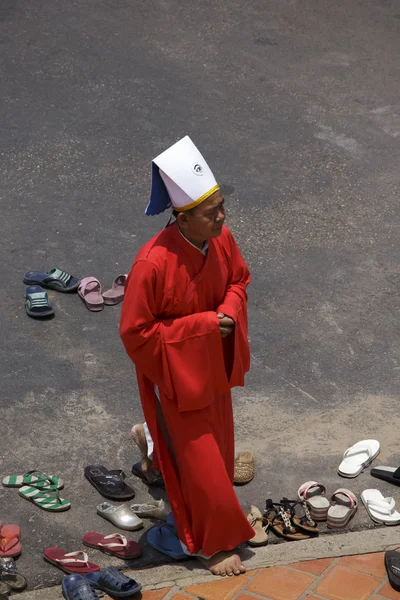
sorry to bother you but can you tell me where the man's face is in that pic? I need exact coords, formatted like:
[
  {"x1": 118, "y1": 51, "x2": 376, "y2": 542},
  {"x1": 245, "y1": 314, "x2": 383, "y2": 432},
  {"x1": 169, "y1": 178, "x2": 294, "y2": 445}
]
[{"x1": 178, "y1": 191, "x2": 225, "y2": 240}]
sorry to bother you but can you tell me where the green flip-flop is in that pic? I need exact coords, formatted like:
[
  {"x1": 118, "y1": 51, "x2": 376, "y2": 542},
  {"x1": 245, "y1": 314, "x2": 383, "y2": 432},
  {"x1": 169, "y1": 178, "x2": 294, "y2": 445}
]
[
  {"x1": 3, "y1": 470, "x2": 63, "y2": 491},
  {"x1": 19, "y1": 487, "x2": 71, "y2": 512}
]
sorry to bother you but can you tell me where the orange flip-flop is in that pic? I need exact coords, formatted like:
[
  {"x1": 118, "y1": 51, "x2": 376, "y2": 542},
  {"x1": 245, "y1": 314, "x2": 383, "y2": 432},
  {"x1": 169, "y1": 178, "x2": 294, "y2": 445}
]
[{"x1": 0, "y1": 524, "x2": 21, "y2": 557}]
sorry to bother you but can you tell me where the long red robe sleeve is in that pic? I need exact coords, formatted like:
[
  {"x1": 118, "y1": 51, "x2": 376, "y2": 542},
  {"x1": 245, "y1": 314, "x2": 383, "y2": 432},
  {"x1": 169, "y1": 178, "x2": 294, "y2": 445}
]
[{"x1": 121, "y1": 257, "x2": 231, "y2": 412}]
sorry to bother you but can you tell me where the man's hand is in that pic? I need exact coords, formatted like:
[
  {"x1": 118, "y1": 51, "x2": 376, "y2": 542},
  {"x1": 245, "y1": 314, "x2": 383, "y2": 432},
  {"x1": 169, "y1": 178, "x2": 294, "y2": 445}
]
[{"x1": 217, "y1": 312, "x2": 235, "y2": 337}]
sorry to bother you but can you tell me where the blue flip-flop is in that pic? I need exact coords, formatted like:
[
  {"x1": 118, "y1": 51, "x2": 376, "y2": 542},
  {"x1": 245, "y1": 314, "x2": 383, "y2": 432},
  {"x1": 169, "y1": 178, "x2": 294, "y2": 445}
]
[
  {"x1": 23, "y1": 268, "x2": 80, "y2": 292},
  {"x1": 84, "y1": 567, "x2": 141, "y2": 597},
  {"x1": 62, "y1": 574, "x2": 100, "y2": 599},
  {"x1": 147, "y1": 512, "x2": 189, "y2": 560},
  {"x1": 25, "y1": 286, "x2": 54, "y2": 318}
]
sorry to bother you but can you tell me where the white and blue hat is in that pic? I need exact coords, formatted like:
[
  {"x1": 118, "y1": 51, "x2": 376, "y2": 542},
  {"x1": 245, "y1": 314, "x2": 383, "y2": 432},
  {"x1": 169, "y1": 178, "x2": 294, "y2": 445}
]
[{"x1": 146, "y1": 136, "x2": 220, "y2": 216}]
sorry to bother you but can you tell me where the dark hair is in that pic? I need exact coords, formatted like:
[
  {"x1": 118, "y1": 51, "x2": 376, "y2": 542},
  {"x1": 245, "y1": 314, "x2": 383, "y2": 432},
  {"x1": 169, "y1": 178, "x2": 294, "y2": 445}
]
[{"x1": 172, "y1": 206, "x2": 196, "y2": 218}]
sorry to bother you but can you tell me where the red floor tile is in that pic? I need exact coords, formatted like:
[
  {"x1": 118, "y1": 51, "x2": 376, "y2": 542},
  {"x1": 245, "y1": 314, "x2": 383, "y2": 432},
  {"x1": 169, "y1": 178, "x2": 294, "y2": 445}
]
[
  {"x1": 377, "y1": 581, "x2": 400, "y2": 598},
  {"x1": 338, "y1": 552, "x2": 386, "y2": 578},
  {"x1": 289, "y1": 558, "x2": 334, "y2": 575},
  {"x1": 314, "y1": 565, "x2": 380, "y2": 600},
  {"x1": 245, "y1": 565, "x2": 314, "y2": 600}
]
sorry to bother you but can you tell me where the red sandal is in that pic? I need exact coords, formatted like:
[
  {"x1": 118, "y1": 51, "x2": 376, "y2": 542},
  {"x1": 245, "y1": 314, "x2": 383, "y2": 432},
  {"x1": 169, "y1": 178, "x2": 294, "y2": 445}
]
[
  {"x1": 0, "y1": 524, "x2": 21, "y2": 558},
  {"x1": 43, "y1": 547, "x2": 100, "y2": 574},
  {"x1": 83, "y1": 532, "x2": 141, "y2": 559}
]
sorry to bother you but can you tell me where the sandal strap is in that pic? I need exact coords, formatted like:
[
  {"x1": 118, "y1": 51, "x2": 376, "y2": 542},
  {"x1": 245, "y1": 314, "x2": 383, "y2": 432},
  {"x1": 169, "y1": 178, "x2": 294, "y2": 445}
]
[
  {"x1": 57, "y1": 551, "x2": 89, "y2": 566},
  {"x1": 43, "y1": 268, "x2": 72, "y2": 288},
  {"x1": 98, "y1": 566, "x2": 134, "y2": 591},
  {"x1": 0, "y1": 535, "x2": 18, "y2": 553},
  {"x1": 343, "y1": 445, "x2": 373, "y2": 459},
  {"x1": 331, "y1": 489, "x2": 358, "y2": 508},
  {"x1": 366, "y1": 497, "x2": 396, "y2": 515},
  {"x1": 99, "y1": 534, "x2": 127, "y2": 549},
  {"x1": 298, "y1": 481, "x2": 326, "y2": 499}
]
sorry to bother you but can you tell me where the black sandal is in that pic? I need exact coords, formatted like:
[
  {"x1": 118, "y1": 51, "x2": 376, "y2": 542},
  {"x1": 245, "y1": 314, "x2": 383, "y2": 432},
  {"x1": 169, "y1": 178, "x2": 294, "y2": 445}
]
[
  {"x1": 84, "y1": 465, "x2": 135, "y2": 500},
  {"x1": 264, "y1": 500, "x2": 311, "y2": 540},
  {"x1": 280, "y1": 498, "x2": 319, "y2": 536}
]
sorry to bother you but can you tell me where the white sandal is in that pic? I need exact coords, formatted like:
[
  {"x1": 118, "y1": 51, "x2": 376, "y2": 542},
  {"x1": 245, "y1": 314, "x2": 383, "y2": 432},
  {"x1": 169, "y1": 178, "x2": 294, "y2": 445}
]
[
  {"x1": 338, "y1": 440, "x2": 380, "y2": 478},
  {"x1": 361, "y1": 489, "x2": 400, "y2": 525}
]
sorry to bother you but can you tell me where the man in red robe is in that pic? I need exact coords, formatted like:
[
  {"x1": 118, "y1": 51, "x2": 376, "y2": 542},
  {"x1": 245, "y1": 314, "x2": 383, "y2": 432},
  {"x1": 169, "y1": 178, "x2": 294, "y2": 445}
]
[{"x1": 120, "y1": 136, "x2": 254, "y2": 576}]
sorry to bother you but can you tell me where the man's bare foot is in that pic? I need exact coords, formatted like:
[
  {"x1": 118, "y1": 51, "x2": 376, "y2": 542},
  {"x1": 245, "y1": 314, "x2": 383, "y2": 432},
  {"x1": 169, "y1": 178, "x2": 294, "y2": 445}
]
[
  {"x1": 198, "y1": 552, "x2": 246, "y2": 577},
  {"x1": 130, "y1": 423, "x2": 161, "y2": 483}
]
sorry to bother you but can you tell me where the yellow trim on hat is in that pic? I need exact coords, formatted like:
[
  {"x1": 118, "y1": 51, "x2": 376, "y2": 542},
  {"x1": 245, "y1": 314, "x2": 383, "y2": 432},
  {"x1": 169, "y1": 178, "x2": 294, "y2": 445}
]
[{"x1": 174, "y1": 185, "x2": 220, "y2": 212}]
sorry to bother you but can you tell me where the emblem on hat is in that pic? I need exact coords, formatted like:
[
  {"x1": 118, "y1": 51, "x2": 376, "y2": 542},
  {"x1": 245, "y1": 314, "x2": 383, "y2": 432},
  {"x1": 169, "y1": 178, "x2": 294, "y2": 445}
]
[{"x1": 192, "y1": 163, "x2": 204, "y2": 176}]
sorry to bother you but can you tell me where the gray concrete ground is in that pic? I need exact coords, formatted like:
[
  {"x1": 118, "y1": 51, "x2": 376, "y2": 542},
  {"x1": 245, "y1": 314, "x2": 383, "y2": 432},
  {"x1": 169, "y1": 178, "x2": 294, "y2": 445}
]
[{"x1": 1, "y1": 0, "x2": 400, "y2": 592}]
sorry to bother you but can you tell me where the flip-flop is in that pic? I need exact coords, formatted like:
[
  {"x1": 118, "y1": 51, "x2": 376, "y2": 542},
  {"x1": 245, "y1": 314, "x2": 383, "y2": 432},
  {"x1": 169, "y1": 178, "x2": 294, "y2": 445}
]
[
  {"x1": 338, "y1": 440, "x2": 380, "y2": 478},
  {"x1": 385, "y1": 550, "x2": 400, "y2": 592},
  {"x1": 102, "y1": 274, "x2": 127, "y2": 305},
  {"x1": 371, "y1": 466, "x2": 400, "y2": 486},
  {"x1": 25, "y1": 286, "x2": 54, "y2": 318},
  {"x1": 23, "y1": 268, "x2": 80, "y2": 292},
  {"x1": 0, "y1": 526, "x2": 21, "y2": 558},
  {"x1": 82, "y1": 532, "x2": 141, "y2": 559},
  {"x1": 84, "y1": 465, "x2": 135, "y2": 500},
  {"x1": 297, "y1": 481, "x2": 330, "y2": 521},
  {"x1": 3, "y1": 470, "x2": 63, "y2": 490},
  {"x1": 19, "y1": 487, "x2": 71, "y2": 512},
  {"x1": 43, "y1": 548, "x2": 100, "y2": 574},
  {"x1": 247, "y1": 505, "x2": 268, "y2": 547},
  {"x1": 0, "y1": 582, "x2": 10, "y2": 598},
  {"x1": 84, "y1": 566, "x2": 142, "y2": 597},
  {"x1": 147, "y1": 513, "x2": 189, "y2": 560},
  {"x1": 131, "y1": 462, "x2": 164, "y2": 487},
  {"x1": 62, "y1": 574, "x2": 100, "y2": 600},
  {"x1": 361, "y1": 489, "x2": 400, "y2": 525},
  {"x1": 0, "y1": 558, "x2": 27, "y2": 591},
  {"x1": 327, "y1": 488, "x2": 358, "y2": 529},
  {"x1": 78, "y1": 278, "x2": 104, "y2": 312},
  {"x1": 96, "y1": 502, "x2": 143, "y2": 531}
]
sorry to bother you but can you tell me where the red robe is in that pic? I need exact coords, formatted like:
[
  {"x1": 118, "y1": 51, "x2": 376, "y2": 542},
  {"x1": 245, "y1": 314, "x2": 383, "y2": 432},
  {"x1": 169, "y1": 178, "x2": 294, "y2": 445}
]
[{"x1": 120, "y1": 222, "x2": 254, "y2": 556}]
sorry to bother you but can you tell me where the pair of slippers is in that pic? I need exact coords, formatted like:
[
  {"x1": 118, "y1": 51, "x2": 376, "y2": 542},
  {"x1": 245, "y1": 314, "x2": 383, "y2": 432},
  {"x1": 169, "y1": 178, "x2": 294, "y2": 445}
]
[
  {"x1": 97, "y1": 498, "x2": 168, "y2": 531},
  {"x1": 3, "y1": 469, "x2": 71, "y2": 512},
  {"x1": 78, "y1": 275, "x2": 127, "y2": 311},
  {"x1": 298, "y1": 482, "x2": 358, "y2": 529},
  {"x1": 24, "y1": 267, "x2": 80, "y2": 318},
  {"x1": 44, "y1": 548, "x2": 141, "y2": 597},
  {"x1": 60, "y1": 567, "x2": 141, "y2": 599},
  {"x1": 247, "y1": 498, "x2": 319, "y2": 546}
]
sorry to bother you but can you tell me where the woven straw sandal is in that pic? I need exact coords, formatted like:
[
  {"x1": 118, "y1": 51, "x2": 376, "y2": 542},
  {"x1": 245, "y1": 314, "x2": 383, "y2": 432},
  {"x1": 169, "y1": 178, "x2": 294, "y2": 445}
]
[{"x1": 234, "y1": 451, "x2": 254, "y2": 485}]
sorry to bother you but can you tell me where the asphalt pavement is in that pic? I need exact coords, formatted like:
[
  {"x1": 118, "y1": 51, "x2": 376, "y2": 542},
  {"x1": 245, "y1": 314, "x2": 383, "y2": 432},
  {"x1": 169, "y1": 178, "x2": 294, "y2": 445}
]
[{"x1": 1, "y1": 0, "x2": 400, "y2": 590}]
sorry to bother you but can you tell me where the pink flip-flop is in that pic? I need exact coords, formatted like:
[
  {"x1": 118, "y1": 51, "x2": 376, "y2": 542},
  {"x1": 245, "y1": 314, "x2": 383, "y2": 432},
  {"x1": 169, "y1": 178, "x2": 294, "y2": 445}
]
[
  {"x1": 78, "y1": 277, "x2": 104, "y2": 312},
  {"x1": 102, "y1": 274, "x2": 127, "y2": 305},
  {"x1": 43, "y1": 547, "x2": 100, "y2": 573}
]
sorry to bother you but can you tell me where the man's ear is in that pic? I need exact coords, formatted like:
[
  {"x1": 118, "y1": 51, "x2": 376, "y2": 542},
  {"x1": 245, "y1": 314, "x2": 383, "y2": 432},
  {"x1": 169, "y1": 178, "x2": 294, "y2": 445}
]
[{"x1": 176, "y1": 211, "x2": 189, "y2": 230}]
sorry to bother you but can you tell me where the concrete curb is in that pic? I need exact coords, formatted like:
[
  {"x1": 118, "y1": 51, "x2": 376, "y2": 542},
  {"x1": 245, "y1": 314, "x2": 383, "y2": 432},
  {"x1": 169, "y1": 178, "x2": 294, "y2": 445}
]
[{"x1": 17, "y1": 526, "x2": 400, "y2": 598}]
